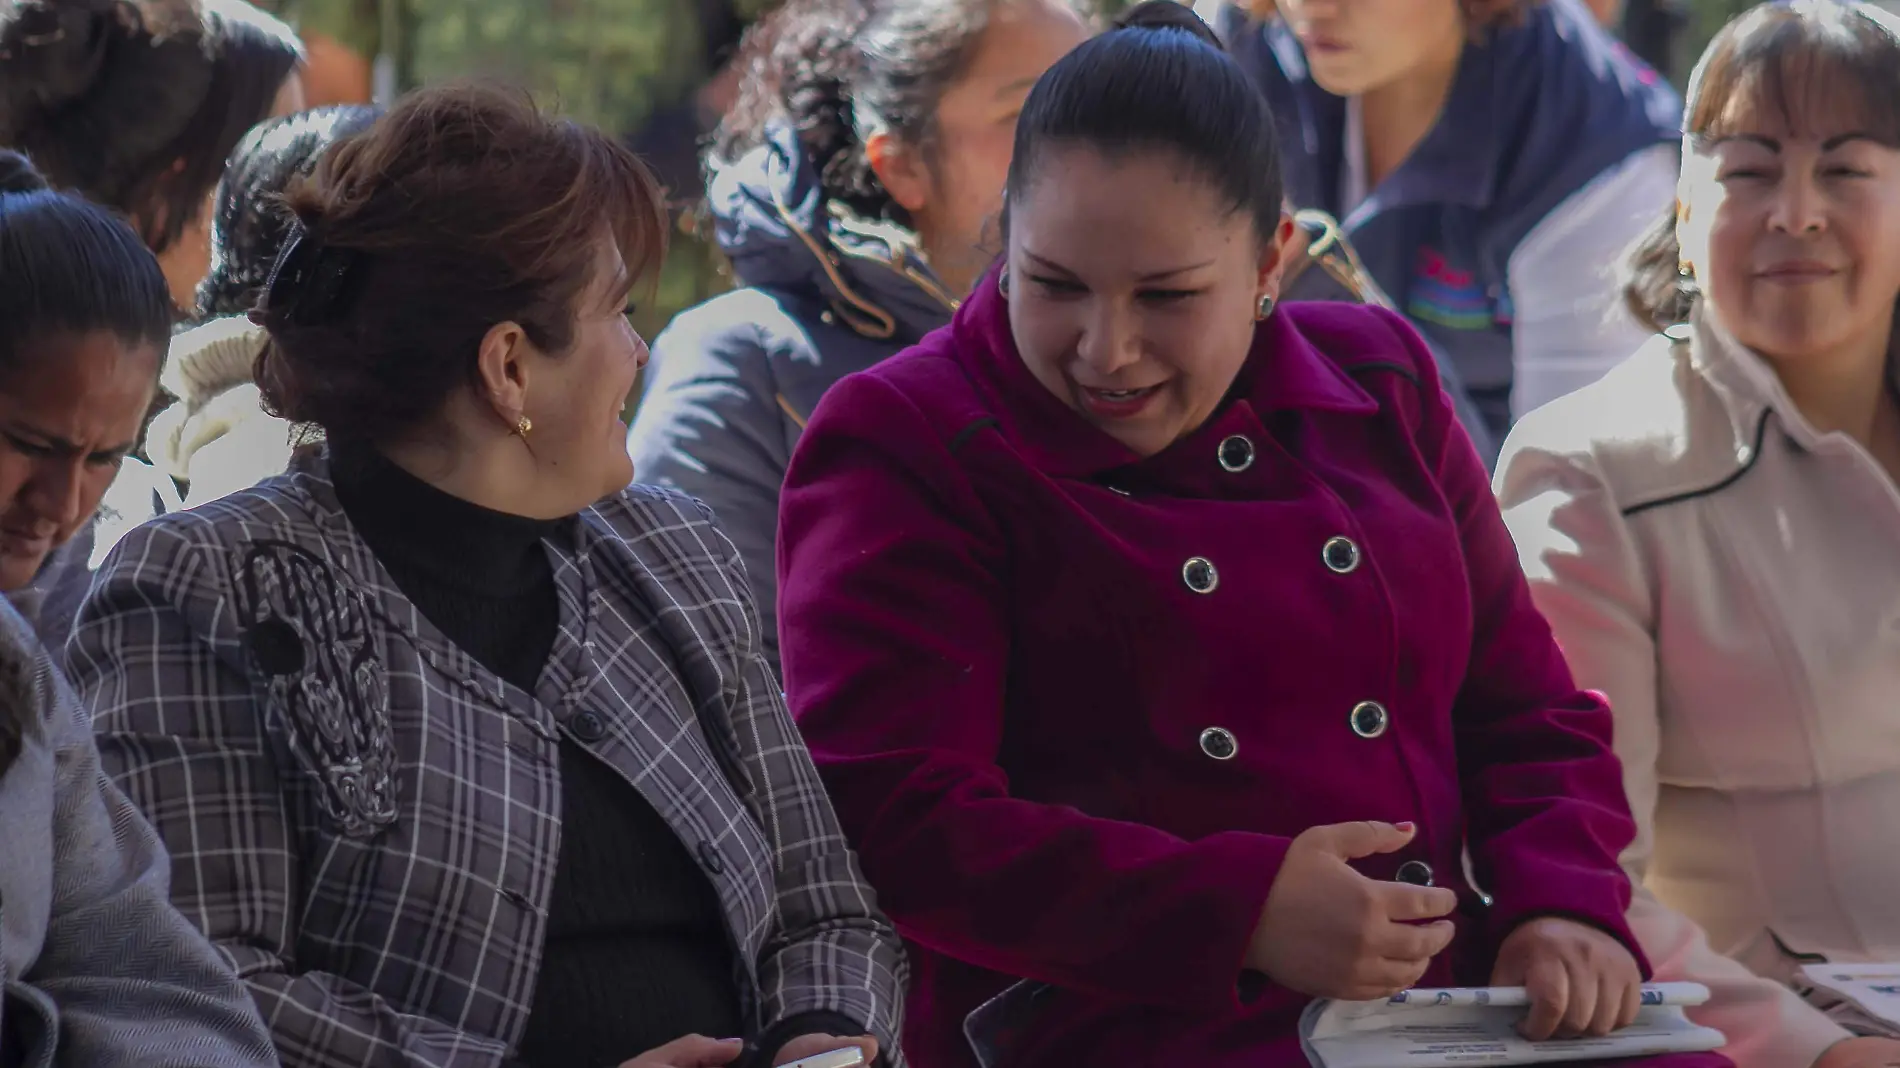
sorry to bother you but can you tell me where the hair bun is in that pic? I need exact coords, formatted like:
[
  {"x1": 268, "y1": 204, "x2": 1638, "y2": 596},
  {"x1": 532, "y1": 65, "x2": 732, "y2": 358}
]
[
  {"x1": 1113, "y1": 0, "x2": 1224, "y2": 49},
  {"x1": 0, "y1": 149, "x2": 47, "y2": 194}
]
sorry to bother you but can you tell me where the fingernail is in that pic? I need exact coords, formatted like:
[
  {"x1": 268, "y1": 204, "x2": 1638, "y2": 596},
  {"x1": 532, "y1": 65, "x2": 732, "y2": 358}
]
[{"x1": 1396, "y1": 821, "x2": 1416, "y2": 832}]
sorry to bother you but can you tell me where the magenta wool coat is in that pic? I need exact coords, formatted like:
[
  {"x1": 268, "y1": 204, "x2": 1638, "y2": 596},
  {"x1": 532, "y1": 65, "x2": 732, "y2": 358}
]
[{"x1": 776, "y1": 272, "x2": 1730, "y2": 1068}]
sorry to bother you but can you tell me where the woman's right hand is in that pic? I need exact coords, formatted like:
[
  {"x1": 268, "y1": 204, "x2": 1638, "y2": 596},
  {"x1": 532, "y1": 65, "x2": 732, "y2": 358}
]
[
  {"x1": 617, "y1": 1035, "x2": 747, "y2": 1067},
  {"x1": 1816, "y1": 1037, "x2": 1900, "y2": 1068},
  {"x1": 1247, "y1": 821, "x2": 1459, "y2": 1000}
]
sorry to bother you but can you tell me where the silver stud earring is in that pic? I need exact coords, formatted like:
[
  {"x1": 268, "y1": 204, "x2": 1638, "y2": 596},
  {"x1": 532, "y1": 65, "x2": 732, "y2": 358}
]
[
  {"x1": 998, "y1": 267, "x2": 1012, "y2": 298},
  {"x1": 1255, "y1": 293, "x2": 1277, "y2": 321}
]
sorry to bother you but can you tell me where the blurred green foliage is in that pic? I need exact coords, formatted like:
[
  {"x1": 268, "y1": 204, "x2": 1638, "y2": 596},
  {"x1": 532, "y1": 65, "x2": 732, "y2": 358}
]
[
  {"x1": 285, "y1": 0, "x2": 716, "y2": 139},
  {"x1": 1673, "y1": 0, "x2": 1750, "y2": 79}
]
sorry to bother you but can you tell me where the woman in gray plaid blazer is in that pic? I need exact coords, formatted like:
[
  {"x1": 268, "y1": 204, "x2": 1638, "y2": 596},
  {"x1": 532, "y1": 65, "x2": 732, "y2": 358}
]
[{"x1": 63, "y1": 86, "x2": 905, "y2": 1068}]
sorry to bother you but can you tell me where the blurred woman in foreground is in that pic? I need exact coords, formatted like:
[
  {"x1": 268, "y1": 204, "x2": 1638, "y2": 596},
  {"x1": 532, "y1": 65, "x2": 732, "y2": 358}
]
[{"x1": 0, "y1": 152, "x2": 277, "y2": 1068}]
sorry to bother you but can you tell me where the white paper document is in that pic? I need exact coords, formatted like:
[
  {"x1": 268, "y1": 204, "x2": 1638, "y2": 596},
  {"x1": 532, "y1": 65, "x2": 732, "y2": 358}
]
[
  {"x1": 1301, "y1": 983, "x2": 1726, "y2": 1067},
  {"x1": 1795, "y1": 963, "x2": 1900, "y2": 1038}
]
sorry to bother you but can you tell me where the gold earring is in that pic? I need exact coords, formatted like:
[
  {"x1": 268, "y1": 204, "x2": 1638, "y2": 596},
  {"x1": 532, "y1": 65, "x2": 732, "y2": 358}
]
[{"x1": 514, "y1": 415, "x2": 533, "y2": 436}]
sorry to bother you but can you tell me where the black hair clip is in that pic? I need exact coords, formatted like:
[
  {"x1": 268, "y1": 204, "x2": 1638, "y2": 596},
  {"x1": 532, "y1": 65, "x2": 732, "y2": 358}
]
[{"x1": 262, "y1": 221, "x2": 363, "y2": 326}]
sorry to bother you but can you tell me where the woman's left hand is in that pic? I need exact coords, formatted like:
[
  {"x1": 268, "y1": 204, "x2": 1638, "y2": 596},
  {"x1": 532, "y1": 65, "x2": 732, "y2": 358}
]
[
  {"x1": 771, "y1": 1033, "x2": 879, "y2": 1066},
  {"x1": 1490, "y1": 916, "x2": 1643, "y2": 1041}
]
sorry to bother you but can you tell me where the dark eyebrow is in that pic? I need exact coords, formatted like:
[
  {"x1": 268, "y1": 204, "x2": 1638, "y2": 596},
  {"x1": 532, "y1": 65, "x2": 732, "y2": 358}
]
[
  {"x1": 1710, "y1": 134, "x2": 1780, "y2": 151},
  {"x1": 1708, "y1": 132, "x2": 1877, "y2": 152},
  {"x1": 1824, "y1": 132, "x2": 1879, "y2": 150},
  {"x1": 1022, "y1": 250, "x2": 1216, "y2": 282},
  {"x1": 0, "y1": 421, "x2": 135, "y2": 461}
]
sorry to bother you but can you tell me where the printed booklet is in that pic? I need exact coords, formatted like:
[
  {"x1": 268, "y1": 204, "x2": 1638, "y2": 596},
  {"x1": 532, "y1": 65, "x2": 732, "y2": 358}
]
[
  {"x1": 1301, "y1": 983, "x2": 1726, "y2": 1067},
  {"x1": 1796, "y1": 963, "x2": 1900, "y2": 1038}
]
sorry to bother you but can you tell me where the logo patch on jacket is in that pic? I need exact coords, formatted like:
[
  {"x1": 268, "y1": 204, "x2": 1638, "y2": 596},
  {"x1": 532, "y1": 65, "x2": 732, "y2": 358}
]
[{"x1": 1406, "y1": 247, "x2": 1503, "y2": 331}]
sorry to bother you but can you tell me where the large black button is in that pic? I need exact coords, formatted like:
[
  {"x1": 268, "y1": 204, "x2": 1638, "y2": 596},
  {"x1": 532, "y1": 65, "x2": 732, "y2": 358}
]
[
  {"x1": 1182, "y1": 557, "x2": 1219, "y2": 594},
  {"x1": 1199, "y1": 727, "x2": 1238, "y2": 761},
  {"x1": 1395, "y1": 860, "x2": 1435, "y2": 887},
  {"x1": 245, "y1": 617, "x2": 305, "y2": 677},
  {"x1": 697, "y1": 839, "x2": 726, "y2": 875},
  {"x1": 571, "y1": 711, "x2": 607, "y2": 743},
  {"x1": 1350, "y1": 700, "x2": 1389, "y2": 739},
  {"x1": 1323, "y1": 536, "x2": 1362, "y2": 575},
  {"x1": 1218, "y1": 435, "x2": 1256, "y2": 473}
]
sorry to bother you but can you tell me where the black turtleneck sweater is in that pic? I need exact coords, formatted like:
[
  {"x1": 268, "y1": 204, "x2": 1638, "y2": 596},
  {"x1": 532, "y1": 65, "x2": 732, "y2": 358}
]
[{"x1": 329, "y1": 443, "x2": 744, "y2": 1068}]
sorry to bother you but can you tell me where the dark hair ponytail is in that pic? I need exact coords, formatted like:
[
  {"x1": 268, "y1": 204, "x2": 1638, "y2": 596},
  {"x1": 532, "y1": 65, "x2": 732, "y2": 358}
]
[
  {"x1": 0, "y1": 150, "x2": 47, "y2": 195},
  {"x1": 0, "y1": 160, "x2": 173, "y2": 381},
  {"x1": 1112, "y1": 0, "x2": 1221, "y2": 45},
  {"x1": 1006, "y1": 0, "x2": 1281, "y2": 243}
]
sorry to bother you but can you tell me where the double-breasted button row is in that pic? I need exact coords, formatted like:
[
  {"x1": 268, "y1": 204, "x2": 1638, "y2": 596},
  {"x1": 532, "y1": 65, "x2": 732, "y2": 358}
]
[
  {"x1": 1395, "y1": 860, "x2": 1435, "y2": 887},
  {"x1": 1197, "y1": 703, "x2": 1389, "y2": 760},
  {"x1": 1180, "y1": 535, "x2": 1359, "y2": 598}
]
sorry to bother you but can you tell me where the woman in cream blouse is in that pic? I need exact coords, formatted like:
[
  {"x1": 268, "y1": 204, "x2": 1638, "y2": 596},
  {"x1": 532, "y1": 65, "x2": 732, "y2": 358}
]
[{"x1": 1496, "y1": 4, "x2": 1900, "y2": 1068}]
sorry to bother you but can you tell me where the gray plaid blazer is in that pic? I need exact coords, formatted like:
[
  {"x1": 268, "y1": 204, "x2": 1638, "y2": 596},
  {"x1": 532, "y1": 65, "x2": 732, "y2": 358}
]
[
  {"x1": 62, "y1": 458, "x2": 906, "y2": 1068},
  {"x1": 0, "y1": 599, "x2": 276, "y2": 1068}
]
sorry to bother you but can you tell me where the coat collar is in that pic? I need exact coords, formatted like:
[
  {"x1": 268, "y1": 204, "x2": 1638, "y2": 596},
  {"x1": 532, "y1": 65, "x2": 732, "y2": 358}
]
[
  {"x1": 276, "y1": 452, "x2": 746, "y2": 729},
  {"x1": 710, "y1": 124, "x2": 958, "y2": 345},
  {"x1": 1684, "y1": 305, "x2": 1900, "y2": 458},
  {"x1": 954, "y1": 263, "x2": 1379, "y2": 481},
  {"x1": 280, "y1": 451, "x2": 595, "y2": 728},
  {"x1": 1261, "y1": 15, "x2": 1504, "y2": 220}
]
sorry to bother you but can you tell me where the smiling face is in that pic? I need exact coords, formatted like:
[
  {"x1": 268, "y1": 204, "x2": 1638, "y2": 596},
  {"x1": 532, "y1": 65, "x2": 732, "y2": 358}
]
[
  {"x1": 525, "y1": 235, "x2": 649, "y2": 507},
  {"x1": 1680, "y1": 79, "x2": 1900, "y2": 367},
  {"x1": 0, "y1": 333, "x2": 159, "y2": 590},
  {"x1": 1005, "y1": 145, "x2": 1288, "y2": 457}
]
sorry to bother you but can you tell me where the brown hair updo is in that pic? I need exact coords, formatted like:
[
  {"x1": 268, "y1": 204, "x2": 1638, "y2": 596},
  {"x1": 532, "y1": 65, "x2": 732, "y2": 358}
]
[{"x1": 254, "y1": 82, "x2": 668, "y2": 444}]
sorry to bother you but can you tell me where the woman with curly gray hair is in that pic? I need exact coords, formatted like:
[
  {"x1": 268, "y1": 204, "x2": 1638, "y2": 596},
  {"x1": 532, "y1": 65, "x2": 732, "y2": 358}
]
[{"x1": 626, "y1": 0, "x2": 1091, "y2": 675}]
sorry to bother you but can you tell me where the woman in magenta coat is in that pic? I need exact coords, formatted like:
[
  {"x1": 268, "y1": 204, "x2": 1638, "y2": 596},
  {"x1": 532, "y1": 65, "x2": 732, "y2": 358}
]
[{"x1": 775, "y1": 6, "x2": 1736, "y2": 1068}]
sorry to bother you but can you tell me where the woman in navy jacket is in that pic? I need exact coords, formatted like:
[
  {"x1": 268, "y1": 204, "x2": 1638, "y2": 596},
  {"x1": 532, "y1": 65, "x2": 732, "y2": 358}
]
[{"x1": 1203, "y1": 0, "x2": 1682, "y2": 448}]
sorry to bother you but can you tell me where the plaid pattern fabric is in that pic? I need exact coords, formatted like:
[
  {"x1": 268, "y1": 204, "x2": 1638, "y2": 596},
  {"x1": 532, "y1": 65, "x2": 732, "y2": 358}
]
[{"x1": 62, "y1": 457, "x2": 906, "y2": 1068}]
